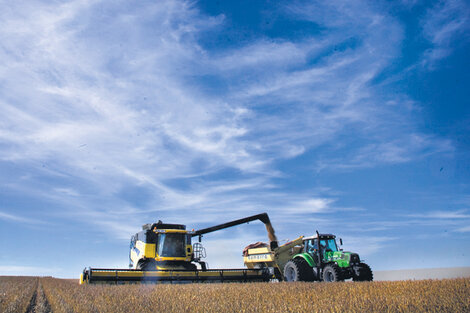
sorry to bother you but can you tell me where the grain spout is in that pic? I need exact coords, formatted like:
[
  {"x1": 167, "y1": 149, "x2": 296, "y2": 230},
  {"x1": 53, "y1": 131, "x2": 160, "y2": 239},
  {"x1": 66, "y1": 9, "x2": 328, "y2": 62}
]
[{"x1": 265, "y1": 221, "x2": 278, "y2": 245}]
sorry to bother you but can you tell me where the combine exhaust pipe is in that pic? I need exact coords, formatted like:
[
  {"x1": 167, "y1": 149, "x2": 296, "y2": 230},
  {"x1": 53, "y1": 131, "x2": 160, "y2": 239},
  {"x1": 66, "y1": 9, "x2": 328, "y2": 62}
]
[{"x1": 316, "y1": 230, "x2": 322, "y2": 269}]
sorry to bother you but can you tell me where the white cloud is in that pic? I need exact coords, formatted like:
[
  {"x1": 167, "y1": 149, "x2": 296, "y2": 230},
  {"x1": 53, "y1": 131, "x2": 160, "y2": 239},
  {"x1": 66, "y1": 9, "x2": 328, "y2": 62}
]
[
  {"x1": 213, "y1": 40, "x2": 310, "y2": 71},
  {"x1": 0, "y1": 210, "x2": 45, "y2": 225},
  {"x1": 421, "y1": 0, "x2": 470, "y2": 67},
  {"x1": 317, "y1": 134, "x2": 453, "y2": 170},
  {"x1": 341, "y1": 235, "x2": 398, "y2": 257},
  {"x1": 0, "y1": 0, "x2": 458, "y2": 245},
  {"x1": 280, "y1": 198, "x2": 334, "y2": 214},
  {"x1": 408, "y1": 210, "x2": 470, "y2": 219},
  {"x1": 456, "y1": 226, "x2": 470, "y2": 233}
]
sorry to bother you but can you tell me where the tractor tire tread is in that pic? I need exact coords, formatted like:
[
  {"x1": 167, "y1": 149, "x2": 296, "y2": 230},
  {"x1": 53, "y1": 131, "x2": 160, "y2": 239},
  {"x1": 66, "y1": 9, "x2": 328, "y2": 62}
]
[
  {"x1": 322, "y1": 263, "x2": 343, "y2": 282},
  {"x1": 283, "y1": 258, "x2": 314, "y2": 282},
  {"x1": 353, "y1": 262, "x2": 373, "y2": 281}
]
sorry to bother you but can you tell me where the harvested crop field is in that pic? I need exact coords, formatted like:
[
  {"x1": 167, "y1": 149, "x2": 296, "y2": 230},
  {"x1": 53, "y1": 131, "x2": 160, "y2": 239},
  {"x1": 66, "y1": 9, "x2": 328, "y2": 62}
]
[{"x1": 1, "y1": 276, "x2": 469, "y2": 313}]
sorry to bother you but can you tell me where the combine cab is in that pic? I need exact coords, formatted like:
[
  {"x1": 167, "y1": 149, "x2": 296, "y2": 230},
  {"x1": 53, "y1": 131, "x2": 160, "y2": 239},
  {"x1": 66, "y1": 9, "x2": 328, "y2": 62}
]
[
  {"x1": 80, "y1": 213, "x2": 276, "y2": 284},
  {"x1": 244, "y1": 231, "x2": 373, "y2": 282}
]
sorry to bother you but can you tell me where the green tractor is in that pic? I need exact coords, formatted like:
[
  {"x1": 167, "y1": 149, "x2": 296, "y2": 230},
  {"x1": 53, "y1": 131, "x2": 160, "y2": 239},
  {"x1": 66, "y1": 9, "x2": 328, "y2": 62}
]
[
  {"x1": 283, "y1": 231, "x2": 373, "y2": 282},
  {"x1": 244, "y1": 231, "x2": 373, "y2": 282}
]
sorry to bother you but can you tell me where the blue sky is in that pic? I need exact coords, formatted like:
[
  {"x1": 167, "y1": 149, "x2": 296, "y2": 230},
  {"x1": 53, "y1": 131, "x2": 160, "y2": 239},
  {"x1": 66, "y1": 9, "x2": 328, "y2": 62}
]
[{"x1": 0, "y1": 0, "x2": 469, "y2": 278}]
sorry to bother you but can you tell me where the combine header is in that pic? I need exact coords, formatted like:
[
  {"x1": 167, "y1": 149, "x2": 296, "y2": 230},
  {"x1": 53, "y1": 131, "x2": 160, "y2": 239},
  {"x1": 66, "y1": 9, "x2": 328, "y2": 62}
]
[
  {"x1": 81, "y1": 268, "x2": 268, "y2": 284},
  {"x1": 80, "y1": 213, "x2": 276, "y2": 284}
]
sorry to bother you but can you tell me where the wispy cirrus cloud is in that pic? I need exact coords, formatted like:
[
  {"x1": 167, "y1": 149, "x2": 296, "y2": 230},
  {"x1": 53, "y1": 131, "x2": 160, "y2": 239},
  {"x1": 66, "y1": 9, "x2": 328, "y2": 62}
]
[
  {"x1": 318, "y1": 134, "x2": 453, "y2": 170},
  {"x1": 339, "y1": 235, "x2": 398, "y2": 257},
  {"x1": 456, "y1": 226, "x2": 470, "y2": 233},
  {"x1": 0, "y1": 0, "x2": 459, "y2": 247},
  {"x1": 339, "y1": 209, "x2": 470, "y2": 235},
  {"x1": 421, "y1": 0, "x2": 470, "y2": 68},
  {"x1": 0, "y1": 210, "x2": 46, "y2": 225},
  {"x1": 407, "y1": 210, "x2": 470, "y2": 220}
]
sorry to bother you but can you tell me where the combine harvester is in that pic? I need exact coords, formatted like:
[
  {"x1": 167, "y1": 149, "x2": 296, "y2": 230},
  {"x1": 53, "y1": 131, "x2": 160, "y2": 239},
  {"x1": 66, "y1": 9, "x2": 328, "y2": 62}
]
[{"x1": 80, "y1": 213, "x2": 277, "y2": 284}]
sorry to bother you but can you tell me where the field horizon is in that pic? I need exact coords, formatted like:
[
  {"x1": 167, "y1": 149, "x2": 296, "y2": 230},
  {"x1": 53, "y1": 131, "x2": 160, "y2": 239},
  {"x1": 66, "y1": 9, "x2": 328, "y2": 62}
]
[
  {"x1": 4, "y1": 266, "x2": 470, "y2": 282},
  {"x1": 375, "y1": 266, "x2": 470, "y2": 281}
]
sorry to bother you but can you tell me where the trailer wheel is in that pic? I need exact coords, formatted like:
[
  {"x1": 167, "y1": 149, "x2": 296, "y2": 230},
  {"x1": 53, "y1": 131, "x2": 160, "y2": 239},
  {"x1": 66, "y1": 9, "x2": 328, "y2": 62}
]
[
  {"x1": 322, "y1": 264, "x2": 342, "y2": 282},
  {"x1": 274, "y1": 267, "x2": 283, "y2": 281},
  {"x1": 353, "y1": 263, "x2": 373, "y2": 281},
  {"x1": 283, "y1": 258, "x2": 313, "y2": 282}
]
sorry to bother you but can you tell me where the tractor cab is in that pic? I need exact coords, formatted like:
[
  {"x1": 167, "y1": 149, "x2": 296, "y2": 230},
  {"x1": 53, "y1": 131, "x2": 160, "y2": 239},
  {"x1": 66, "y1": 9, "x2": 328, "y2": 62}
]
[{"x1": 303, "y1": 234, "x2": 342, "y2": 264}]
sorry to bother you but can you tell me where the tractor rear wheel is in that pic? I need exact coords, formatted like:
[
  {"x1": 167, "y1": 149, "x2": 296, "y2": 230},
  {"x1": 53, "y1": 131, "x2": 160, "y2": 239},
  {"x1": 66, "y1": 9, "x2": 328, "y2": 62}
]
[
  {"x1": 283, "y1": 258, "x2": 313, "y2": 282},
  {"x1": 322, "y1": 264, "x2": 343, "y2": 282},
  {"x1": 353, "y1": 263, "x2": 373, "y2": 281}
]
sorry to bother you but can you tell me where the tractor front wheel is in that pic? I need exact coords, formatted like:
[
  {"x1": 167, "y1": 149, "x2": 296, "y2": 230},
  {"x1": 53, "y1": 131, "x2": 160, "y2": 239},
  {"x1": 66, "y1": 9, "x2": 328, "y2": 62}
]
[
  {"x1": 283, "y1": 258, "x2": 313, "y2": 282},
  {"x1": 322, "y1": 264, "x2": 343, "y2": 282},
  {"x1": 353, "y1": 263, "x2": 373, "y2": 281}
]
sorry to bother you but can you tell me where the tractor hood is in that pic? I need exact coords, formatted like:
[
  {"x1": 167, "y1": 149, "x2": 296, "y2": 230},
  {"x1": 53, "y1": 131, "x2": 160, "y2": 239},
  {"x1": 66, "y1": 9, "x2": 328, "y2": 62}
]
[{"x1": 324, "y1": 251, "x2": 361, "y2": 268}]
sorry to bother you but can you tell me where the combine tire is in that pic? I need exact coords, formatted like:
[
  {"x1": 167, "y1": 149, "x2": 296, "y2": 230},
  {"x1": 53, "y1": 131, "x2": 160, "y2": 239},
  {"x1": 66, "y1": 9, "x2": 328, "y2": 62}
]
[
  {"x1": 137, "y1": 260, "x2": 156, "y2": 271},
  {"x1": 322, "y1": 264, "x2": 343, "y2": 282},
  {"x1": 283, "y1": 258, "x2": 313, "y2": 282},
  {"x1": 353, "y1": 263, "x2": 373, "y2": 281}
]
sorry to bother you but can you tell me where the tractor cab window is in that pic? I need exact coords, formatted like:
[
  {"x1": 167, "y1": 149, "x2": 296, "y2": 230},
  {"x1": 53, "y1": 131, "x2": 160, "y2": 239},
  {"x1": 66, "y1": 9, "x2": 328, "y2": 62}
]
[
  {"x1": 157, "y1": 233, "x2": 186, "y2": 257},
  {"x1": 305, "y1": 239, "x2": 319, "y2": 254},
  {"x1": 320, "y1": 238, "x2": 338, "y2": 252}
]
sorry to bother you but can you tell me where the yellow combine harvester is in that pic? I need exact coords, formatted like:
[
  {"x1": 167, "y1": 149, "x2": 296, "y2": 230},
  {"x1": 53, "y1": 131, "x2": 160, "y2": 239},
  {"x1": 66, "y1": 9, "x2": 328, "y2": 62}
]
[{"x1": 80, "y1": 213, "x2": 277, "y2": 284}]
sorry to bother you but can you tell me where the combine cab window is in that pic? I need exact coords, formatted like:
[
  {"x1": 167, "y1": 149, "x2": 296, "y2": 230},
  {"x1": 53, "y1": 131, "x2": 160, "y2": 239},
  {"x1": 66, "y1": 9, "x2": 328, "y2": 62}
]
[
  {"x1": 157, "y1": 233, "x2": 186, "y2": 257},
  {"x1": 320, "y1": 239, "x2": 338, "y2": 252}
]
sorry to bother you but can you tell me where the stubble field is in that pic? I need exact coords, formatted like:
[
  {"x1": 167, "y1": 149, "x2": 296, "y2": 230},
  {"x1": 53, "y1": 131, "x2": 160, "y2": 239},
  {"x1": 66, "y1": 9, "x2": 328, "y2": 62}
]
[{"x1": 0, "y1": 276, "x2": 469, "y2": 312}]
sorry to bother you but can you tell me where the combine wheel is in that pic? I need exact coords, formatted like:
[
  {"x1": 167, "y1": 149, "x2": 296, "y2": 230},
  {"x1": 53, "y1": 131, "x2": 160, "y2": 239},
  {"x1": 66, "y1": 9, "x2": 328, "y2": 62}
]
[
  {"x1": 185, "y1": 263, "x2": 197, "y2": 271},
  {"x1": 353, "y1": 263, "x2": 373, "y2": 281},
  {"x1": 283, "y1": 258, "x2": 313, "y2": 282},
  {"x1": 322, "y1": 264, "x2": 343, "y2": 282},
  {"x1": 137, "y1": 260, "x2": 156, "y2": 271}
]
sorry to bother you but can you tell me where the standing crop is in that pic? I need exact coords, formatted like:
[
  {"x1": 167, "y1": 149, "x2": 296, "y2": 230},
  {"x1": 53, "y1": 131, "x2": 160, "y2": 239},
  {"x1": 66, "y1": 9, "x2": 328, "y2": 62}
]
[
  {"x1": 40, "y1": 277, "x2": 469, "y2": 313},
  {"x1": 2, "y1": 276, "x2": 469, "y2": 312},
  {"x1": 0, "y1": 276, "x2": 37, "y2": 313}
]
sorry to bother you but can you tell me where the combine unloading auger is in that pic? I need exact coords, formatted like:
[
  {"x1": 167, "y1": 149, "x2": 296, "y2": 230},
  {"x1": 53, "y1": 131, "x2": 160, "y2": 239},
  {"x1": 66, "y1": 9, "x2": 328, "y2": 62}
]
[{"x1": 80, "y1": 213, "x2": 276, "y2": 284}]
